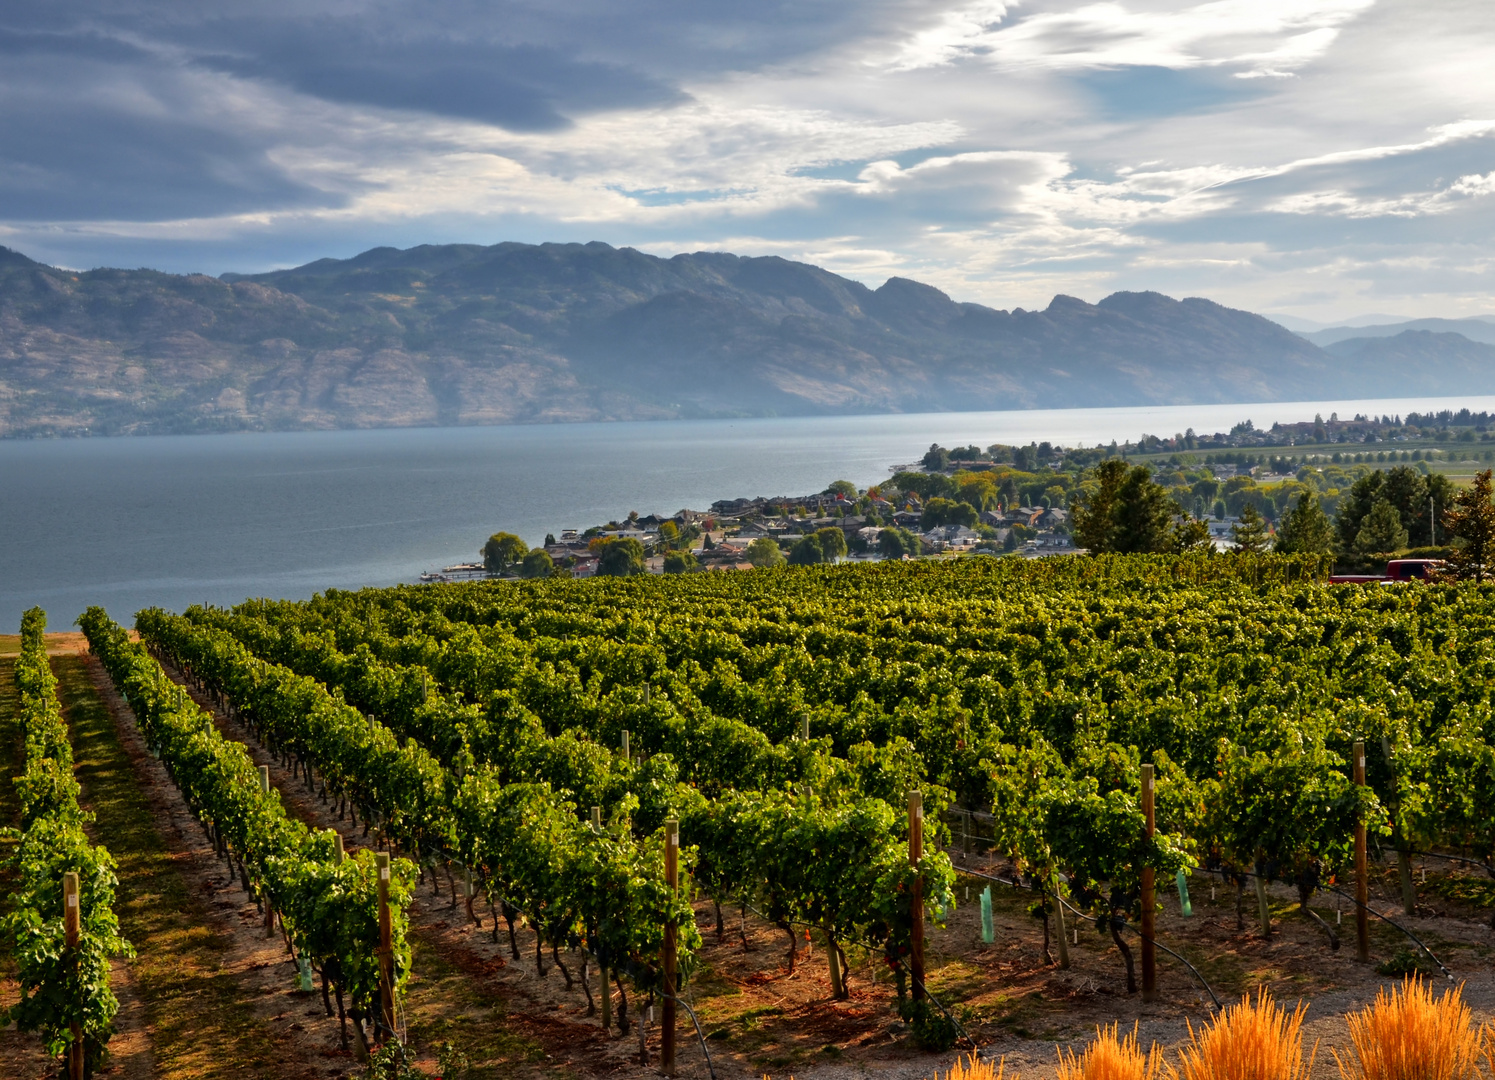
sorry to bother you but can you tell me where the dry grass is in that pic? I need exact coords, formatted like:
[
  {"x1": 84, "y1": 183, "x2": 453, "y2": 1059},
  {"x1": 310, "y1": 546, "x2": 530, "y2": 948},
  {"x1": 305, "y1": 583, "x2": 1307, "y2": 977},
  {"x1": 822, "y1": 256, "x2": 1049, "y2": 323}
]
[
  {"x1": 1169, "y1": 989, "x2": 1313, "y2": 1080},
  {"x1": 1334, "y1": 978, "x2": 1485, "y2": 1080},
  {"x1": 1057, "y1": 1024, "x2": 1162, "y2": 1080},
  {"x1": 936, "y1": 1054, "x2": 1014, "y2": 1080}
]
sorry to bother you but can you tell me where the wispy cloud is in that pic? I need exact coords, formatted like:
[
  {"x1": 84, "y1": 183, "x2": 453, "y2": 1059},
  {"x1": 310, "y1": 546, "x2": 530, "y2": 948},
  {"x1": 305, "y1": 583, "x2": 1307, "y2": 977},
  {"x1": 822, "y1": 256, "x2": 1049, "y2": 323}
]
[{"x1": 886, "y1": 0, "x2": 1376, "y2": 77}]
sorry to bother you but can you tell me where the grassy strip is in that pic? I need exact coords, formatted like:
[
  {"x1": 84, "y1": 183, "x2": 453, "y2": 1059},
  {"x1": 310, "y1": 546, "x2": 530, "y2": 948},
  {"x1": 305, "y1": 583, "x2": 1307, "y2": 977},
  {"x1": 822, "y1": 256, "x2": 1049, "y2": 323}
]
[{"x1": 52, "y1": 654, "x2": 290, "y2": 1080}]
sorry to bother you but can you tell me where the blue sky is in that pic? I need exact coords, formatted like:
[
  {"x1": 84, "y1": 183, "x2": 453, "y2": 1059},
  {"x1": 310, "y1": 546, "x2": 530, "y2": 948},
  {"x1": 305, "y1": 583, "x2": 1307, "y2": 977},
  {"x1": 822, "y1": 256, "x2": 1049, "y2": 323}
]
[{"x1": 1, "y1": 0, "x2": 1491, "y2": 323}]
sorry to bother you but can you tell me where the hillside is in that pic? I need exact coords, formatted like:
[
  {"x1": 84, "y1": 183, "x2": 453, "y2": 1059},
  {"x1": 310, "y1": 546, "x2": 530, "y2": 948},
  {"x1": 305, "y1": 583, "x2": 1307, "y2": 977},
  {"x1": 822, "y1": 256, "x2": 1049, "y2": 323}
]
[{"x1": 0, "y1": 240, "x2": 1481, "y2": 437}]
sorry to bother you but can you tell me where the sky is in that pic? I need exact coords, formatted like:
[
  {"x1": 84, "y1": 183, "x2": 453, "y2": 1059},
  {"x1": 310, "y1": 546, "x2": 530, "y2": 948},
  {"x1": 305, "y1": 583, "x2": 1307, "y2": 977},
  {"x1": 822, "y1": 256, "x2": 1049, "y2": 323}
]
[{"x1": 1, "y1": 0, "x2": 1492, "y2": 324}]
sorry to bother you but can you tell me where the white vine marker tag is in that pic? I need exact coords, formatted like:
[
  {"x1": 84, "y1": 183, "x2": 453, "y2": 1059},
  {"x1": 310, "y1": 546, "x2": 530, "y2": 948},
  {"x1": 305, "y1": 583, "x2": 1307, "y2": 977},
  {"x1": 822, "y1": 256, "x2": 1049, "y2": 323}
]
[
  {"x1": 380, "y1": 867, "x2": 390, "y2": 881},
  {"x1": 67, "y1": 894, "x2": 78, "y2": 908}
]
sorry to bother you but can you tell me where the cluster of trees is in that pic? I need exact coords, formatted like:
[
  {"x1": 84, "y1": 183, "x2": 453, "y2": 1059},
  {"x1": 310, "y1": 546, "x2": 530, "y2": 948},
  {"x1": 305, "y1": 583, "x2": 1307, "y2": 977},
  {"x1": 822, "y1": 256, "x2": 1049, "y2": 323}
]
[
  {"x1": 483, "y1": 532, "x2": 556, "y2": 579},
  {"x1": 1070, "y1": 461, "x2": 1211, "y2": 555},
  {"x1": 1069, "y1": 456, "x2": 1495, "y2": 577},
  {"x1": 787, "y1": 527, "x2": 849, "y2": 565}
]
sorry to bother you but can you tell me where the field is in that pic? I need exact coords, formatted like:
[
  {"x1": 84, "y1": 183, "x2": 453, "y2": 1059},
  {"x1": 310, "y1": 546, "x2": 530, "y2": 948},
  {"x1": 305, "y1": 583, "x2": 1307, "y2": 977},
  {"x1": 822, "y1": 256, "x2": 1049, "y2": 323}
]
[{"x1": 7, "y1": 555, "x2": 1495, "y2": 1078}]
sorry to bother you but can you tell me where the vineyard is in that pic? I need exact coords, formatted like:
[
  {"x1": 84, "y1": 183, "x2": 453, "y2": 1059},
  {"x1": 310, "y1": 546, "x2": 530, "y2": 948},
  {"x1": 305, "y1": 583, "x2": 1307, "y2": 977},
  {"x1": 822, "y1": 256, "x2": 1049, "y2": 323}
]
[{"x1": 7, "y1": 554, "x2": 1495, "y2": 1077}]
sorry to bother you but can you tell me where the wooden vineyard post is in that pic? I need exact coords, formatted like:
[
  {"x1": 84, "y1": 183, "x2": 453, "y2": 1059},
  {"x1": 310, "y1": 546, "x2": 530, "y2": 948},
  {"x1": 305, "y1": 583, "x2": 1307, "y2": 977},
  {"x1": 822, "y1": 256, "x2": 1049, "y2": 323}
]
[
  {"x1": 377, "y1": 852, "x2": 396, "y2": 1039},
  {"x1": 593, "y1": 806, "x2": 611, "y2": 1035},
  {"x1": 259, "y1": 766, "x2": 274, "y2": 936},
  {"x1": 662, "y1": 819, "x2": 679, "y2": 1076},
  {"x1": 64, "y1": 871, "x2": 82, "y2": 1080},
  {"x1": 801, "y1": 714, "x2": 810, "y2": 741},
  {"x1": 1052, "y1": 872, "x2": 1070, "y2": 969},
  {"x1": 621, "y1": 730, "x2": 630, "y2": 761},
  {"x1": 334, "y1": 831, "x2": 345, "y2": 864},
  {"x1": 1141, "y1": 763, "x2": 1157, "y2": 1002},
  {"x1": 1354, "y1": 740, "x2": 1370, "y2": 962},
  {"x1": 908, "y1": 791, "x2": 925, "y2": 1001}
]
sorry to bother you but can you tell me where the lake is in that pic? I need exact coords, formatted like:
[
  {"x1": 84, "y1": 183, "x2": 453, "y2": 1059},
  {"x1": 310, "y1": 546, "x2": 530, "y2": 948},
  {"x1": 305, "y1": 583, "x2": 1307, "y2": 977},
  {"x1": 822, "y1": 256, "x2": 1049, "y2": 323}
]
[{"x1": 4, "y1": 392, "x2": 1494, "y2": 629}]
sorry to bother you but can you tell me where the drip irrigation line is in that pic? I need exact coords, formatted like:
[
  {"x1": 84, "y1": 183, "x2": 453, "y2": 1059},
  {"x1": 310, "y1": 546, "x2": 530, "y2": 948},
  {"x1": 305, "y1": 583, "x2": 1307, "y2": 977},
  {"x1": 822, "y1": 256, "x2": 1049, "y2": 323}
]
[
  {"x1": 1416, "y1": 849, "x2": 1490, "y2": 871},
  {"x1": 737, "y1": 900, "x2": 981, "y2": 1053},
  {"x1": 1178, "y1": 860, "x2": 1454, "y2": 979},
  {"x1": 956, "y1": 866, "x2": 1222, "y2": 1010},
  {"x1": 1320, "y1": 884, "x2": 1454, "y2": 981},
  {"x1": 662, "y1": 989, "x2": 718, "y2": 1080}
]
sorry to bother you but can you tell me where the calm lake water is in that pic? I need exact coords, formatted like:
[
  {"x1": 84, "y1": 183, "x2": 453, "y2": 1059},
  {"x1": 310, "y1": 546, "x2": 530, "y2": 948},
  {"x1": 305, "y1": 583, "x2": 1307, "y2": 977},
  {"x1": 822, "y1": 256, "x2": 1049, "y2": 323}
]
[{"x1": 5, "y1": 393, "x2": 1495, "y2": 630}]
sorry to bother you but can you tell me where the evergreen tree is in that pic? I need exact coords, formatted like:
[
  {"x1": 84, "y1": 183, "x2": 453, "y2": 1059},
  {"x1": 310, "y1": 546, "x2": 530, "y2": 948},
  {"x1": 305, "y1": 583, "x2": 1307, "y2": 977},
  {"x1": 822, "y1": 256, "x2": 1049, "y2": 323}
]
[
  {"x1": 1172, "y1": 517, "x2": 1214, "y2": 553},
  {"x1": 1442, "y1": 469, "x2": 1495, "y2": 580},
  {"x1": 1355, "y1": 497, "x2": 1409, "y2": 554},
  {"x1": 1071, "y1": 459, "x2": 1128, "y2": 552},
  {"x1": 1335, "y1": 471, "x2": 1385, "y2": 549},
  {"x1": 1231, "y1": 504, "x2": 1269, "y2": 553},
  {"x1": 1274, "y1": 492, "x2": 1334, "y2": 554},
  {"x1": 1112, "y1": 466, "x2": 1176, "y2": 553}
]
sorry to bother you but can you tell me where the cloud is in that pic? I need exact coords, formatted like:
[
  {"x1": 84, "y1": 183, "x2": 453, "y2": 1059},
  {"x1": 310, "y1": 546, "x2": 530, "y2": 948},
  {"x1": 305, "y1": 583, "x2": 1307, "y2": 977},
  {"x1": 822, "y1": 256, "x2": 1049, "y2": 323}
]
[
  {"x1": 0, "y1": 0, "x2": 1493, "y2": 325},
  {"x1": 886, "y1": 0, "x2": 1375, "y2": 78}
]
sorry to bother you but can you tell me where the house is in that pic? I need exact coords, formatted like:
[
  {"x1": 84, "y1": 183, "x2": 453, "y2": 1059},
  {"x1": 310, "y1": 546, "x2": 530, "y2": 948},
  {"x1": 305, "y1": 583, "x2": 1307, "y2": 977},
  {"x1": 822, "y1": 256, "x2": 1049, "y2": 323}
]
[{"x1": 921, "y1": 524, "x2": 980, "y2": 552}]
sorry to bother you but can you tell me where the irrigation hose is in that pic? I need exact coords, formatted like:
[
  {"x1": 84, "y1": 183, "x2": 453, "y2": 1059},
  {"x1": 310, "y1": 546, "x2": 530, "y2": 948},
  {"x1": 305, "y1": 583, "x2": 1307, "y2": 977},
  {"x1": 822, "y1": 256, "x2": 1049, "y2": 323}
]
[
  {"x1": 1321, "y1": 883, "x2": 1454, "y2": 981},
  {"x1": 662, "y1": 988, "x2": 718, "y2": 1080},
  {"x1": 956, "y1": 866, "x2": 1223, "y2": 1010},
  {"x1": 1177, "y1": 860, "x2": 1455, "y2": 981},
  {"x1": 739, "y1": 899, "x2": 981, "y2": 1053}
]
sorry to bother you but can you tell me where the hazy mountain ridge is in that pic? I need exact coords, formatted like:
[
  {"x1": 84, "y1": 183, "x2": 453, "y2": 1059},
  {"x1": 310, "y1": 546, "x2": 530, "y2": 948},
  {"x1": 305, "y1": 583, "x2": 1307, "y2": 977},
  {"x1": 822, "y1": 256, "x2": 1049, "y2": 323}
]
[
  {"x1": 1300, "y1": 317, "x2": 1495, "y2": 348},
  {"x1": 0, "y1": 240, "x2": 1489, "y2": 437}
]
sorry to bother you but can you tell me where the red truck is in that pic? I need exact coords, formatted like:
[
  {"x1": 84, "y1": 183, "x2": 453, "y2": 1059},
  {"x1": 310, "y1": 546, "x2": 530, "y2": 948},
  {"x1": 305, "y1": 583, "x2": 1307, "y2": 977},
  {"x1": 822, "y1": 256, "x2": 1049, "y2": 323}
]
[{"x1": 1328, "y1": 558, "x2": 1444, "y2": 584}]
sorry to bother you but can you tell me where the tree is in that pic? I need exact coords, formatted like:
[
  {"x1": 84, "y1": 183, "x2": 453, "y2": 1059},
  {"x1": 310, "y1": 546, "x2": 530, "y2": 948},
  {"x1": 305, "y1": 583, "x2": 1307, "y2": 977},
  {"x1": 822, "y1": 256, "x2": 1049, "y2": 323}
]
[
  {"x1": 596, "y1": 537, "x2": 646, "y2": 576},
  {"x1": 519, "y1": 549, "x2": 553, "y2": 579},
  {"x1": 1274, "y1": 492, "x2": 1334, "y2": 554},
  {"x1": 744, "y1": 537, "x2": 784, "y2": 568},
  {"x1": 921, "y1": 497, "x2": 978, "y2": 530},
  {"x1": 1356, "y1": 497, "x2": 1409, "y2": 554},
  {"x1": 1112, "y1": 466, "x2": 1175, "y2": 553},
  {"x1": 1335, "y1": 471, "x2": 1385, "y2": 550},
  {"x1": 1172, "y1": 517, "x2": 1213, "y2": 553},
  {"x1": 1071, "y1": 459, "x2": 1128, "y2": 552},
  {"x1": 788, "y1": 534, "x2": 824, "y2": 565},
  {"x1": 1231, "y1": 504, "x2": 1268, "y2": 553},
  {"x1": 877, "y1": 528, "x2": 917, "y2": 559},
  {"x1": 662, "y1": 550, "x2": 697, "y2": 574},
  {"x1": 544, "y1": 533, "x2": 556, "y2": 547},
  {"x1": 921, "y1": 444, "x2": 950, "y2": 471},
  {"x1": 658, "y1": 521, "x2": 680, "y2": 547},
  {"x1": 482, "y1": 532, "x2": 528, "y2": 574},
  {"x1": 825, "y1": 480, "x2": 858, "y2": 499},
  {"x1": 814, "y1": 527, "x2": 848, "y2": 561},
  {"x1": 1441, "y1": 469, "x2": 1495, "y2": 580}
]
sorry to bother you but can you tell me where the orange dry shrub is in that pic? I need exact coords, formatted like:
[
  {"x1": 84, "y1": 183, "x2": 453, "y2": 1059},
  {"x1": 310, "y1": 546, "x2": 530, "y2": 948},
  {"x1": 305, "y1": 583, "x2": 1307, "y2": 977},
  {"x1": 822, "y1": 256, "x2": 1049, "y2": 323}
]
[
  {"x1": 934, "y1": 1055, "x2": 1013, "y2": 1080},
  {"x1": 1335, "y1": 978, "x2": 1483, "y2": 1080},
  {"x1": 1168, "y1": 989, "x2": 1313, "y2": 1080},
  {"x1": 1057, "y1": 1023, "x2": 1162, "y2": 1080}
]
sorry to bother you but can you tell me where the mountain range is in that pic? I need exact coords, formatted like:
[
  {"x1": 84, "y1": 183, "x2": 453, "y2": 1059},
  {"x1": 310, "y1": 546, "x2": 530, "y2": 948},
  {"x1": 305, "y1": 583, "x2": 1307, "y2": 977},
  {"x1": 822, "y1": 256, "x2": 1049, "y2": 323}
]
[{"x1": 2, "y1": 240, "x2": 1493, "y2": 437}]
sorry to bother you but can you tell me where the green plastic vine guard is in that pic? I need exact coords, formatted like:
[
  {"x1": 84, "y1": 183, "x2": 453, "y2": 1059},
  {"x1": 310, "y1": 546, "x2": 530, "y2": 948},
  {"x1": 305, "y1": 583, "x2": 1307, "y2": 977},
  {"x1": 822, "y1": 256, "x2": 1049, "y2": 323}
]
[
  {"x1": 1176, "y1": 869, "x2": 1193, "y2": 916},
  {"x1": 979, "y1": 886, "x2": 994, "y2": 943}
]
